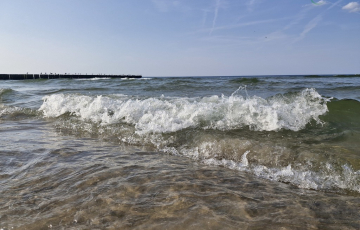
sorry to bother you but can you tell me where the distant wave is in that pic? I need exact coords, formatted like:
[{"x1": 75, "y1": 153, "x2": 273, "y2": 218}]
[
  {"x1": 229, "y1": 77, "x2": 262, "y2": 84},
  {"x1": 304, "y1": 74, "x2": 360, "y2": 78}
]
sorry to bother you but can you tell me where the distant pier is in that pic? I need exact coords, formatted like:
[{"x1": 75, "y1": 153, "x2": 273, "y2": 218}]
[{"x1": 0, "y1": 73, "x2": 142, "y2": 80}]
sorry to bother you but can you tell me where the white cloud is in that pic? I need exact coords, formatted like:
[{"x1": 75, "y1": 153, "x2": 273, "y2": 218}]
[
  {"x1": 311, "y1": 0, "x2": 327, "y2": 6},
  {"x1": 342, "y1": 2, "x2": 360, "y2": 12}
]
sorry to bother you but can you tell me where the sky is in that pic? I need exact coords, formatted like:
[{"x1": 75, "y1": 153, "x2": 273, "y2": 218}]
[{"x1": 0, "y1": 0, "x2": 359, "y2": 76}]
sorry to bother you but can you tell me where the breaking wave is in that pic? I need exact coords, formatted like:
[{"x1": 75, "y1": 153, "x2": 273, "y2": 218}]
[
  {"x1": 37, "y1": 88, "x2": 360, "y2": 193},
  {"x1": 39, "y1": 88, "x2": 328, "y2": 134}
]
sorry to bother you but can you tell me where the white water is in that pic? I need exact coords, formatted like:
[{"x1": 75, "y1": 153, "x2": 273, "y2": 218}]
[
  {"x1": 202, "y1": 153, "x2": 360, "y2": 192},
  {"x1": 39, "y1": 88, "x2": 328, "y2": 134},
  {"x1": 74, "y1": 77, "x2": 111, "y2": 81},
  {"x1": 157, "y1": 137, "x2": 360, "y2": 193}
]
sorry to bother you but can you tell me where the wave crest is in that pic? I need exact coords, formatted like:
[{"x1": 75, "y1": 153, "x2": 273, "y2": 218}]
[
  {"x1": 39, "y1": 88, "x2": 328, "y2": 134},
  {"x1": 0, "y1": 88, "x2": 13, "y2": 97}
]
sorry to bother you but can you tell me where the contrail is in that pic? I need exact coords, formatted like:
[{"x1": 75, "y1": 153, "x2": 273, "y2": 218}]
[{"x1": 210, "y1": 0, "x2": 221, "y2": 35}]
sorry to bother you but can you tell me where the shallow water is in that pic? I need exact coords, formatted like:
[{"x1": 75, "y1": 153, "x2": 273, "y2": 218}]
[{"x1": 0, "y1": 76, "x2": 360, "y2": 229}]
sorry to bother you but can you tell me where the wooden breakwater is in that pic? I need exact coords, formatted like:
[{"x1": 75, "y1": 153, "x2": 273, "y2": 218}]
[{"x1": 0, "y1": 73, "x2": 142, "y2": 80}]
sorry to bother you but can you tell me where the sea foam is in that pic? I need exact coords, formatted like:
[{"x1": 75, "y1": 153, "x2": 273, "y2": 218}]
[{"x1": 39, "y1": 88, "x2": 328, "y2": 134}]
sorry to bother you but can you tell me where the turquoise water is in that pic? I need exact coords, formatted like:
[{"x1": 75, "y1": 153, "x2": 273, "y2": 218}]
[{"x1": 0, "y1": 76, "x2": 359, "y2": 229}]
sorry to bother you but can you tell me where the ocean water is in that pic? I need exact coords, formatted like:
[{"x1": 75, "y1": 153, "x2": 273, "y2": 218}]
[{"x1": 0, "y1": 75, "x2": 359, "y2": 229}]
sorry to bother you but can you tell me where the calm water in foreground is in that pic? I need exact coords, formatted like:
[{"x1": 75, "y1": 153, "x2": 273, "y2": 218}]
[{"x1": 0, "y1": 75, "x2": 359, "y2": 229}]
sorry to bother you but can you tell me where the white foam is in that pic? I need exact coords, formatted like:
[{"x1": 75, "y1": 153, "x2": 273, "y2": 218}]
[
  {"x1": 199, "y1": 154, "x2": 360, "y2": 192},
  {"x1": 0, "y1": 104, "x2": 22, "y2": 116},
  {"x1": 75, "y1": 77, "x2": 111, "y2": 81},
  {"x1": 39, "y1": 88, "x2": 329, "y2": 134},
  {"x1": 157, "y1": 133, "x2": 360, "y2": 193}
]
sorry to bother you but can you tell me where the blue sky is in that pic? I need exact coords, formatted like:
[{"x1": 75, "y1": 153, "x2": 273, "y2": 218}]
[{"x1": 0, "y1": 0, "x2": 359, "y2": 76}]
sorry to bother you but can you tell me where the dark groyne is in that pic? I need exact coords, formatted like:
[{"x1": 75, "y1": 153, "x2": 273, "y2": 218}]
[{"x1": 0, "y1": 73, "x2": 142, "y2": 80}]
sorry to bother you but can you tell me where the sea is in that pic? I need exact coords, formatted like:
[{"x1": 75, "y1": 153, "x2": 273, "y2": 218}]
[{"x1": 0, "y1": 75, "x2": 359, "y2": 229}]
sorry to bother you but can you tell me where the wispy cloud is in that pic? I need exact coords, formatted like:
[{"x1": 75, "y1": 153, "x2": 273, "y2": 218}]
[
  {"x1": 210, "y1": 0, "x2": 222, "y2": 35},
  {"x1": 293, "y1": 15, "x2": 322, "y2": 43},
  {"x1": 151, "y1": 0, "x2": 168, "y2": 12},
  {"x1": 342, "y1": 2, "x2": 360, "y2": 12},
  {"x1": 247, "y1": 0, "x2": 257, "y2": 12},
  {"x1": 280, "y1": 0, "x2": 342, "y2": 43},
  {"x1": 151, "y1": 0, "x2": 185, "y2": 12},
  {"x1": 201, "y1": 9, "x2": 210, "y2": 27},
  {"x1": 201, "y1": 35, "x2": 253, "y2": 44},
  {"x1": 202, "y1": 17, "x2": 289, "y2": 34},
  {"x1": 283, "y1": 8, "x2": 311, "y2": 31},
  {"x1": 327, "y1": 0, "x2": 343, "y2": 9}
]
